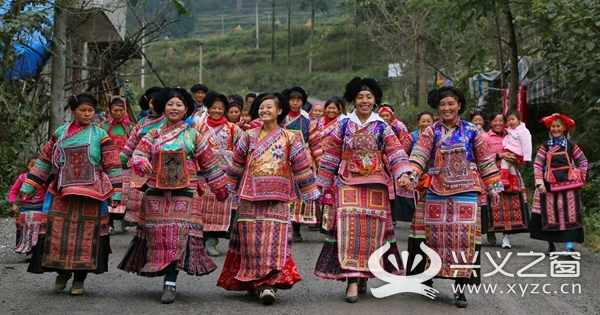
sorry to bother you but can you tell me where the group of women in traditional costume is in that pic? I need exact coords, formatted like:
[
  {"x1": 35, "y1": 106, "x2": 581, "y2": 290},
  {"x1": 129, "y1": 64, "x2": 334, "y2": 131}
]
[{"x1": 11, "y1": 76, "x2": 588, "y2": 309}]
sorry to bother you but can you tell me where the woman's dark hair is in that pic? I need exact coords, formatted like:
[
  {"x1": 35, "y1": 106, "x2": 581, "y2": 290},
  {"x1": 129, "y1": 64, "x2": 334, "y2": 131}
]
[
  {"x1": 343, "y1": 77, "x2": 383, "y2": 105},
  {"x1": 417, "y1": 111, "x2": 434, "y2": 121},
  {"x1": 505, "y1": 109, "x2": 521, "y2": 120},
  {"x1": 249, "y1": 93, "x2": 290, "y2": 124},
  {"x1": 228, "y1": 101, "x2": 243, "y2": 111},
  {"x1": 324, "y1": 96, "x2": 347, "y2": 115},
  {"x1": 489, "y1": 111, "x2": 506, "y2": 122},
  {"x1": 190, "y1": 84, "x2": 208, "y2": 93},
  {"x1": 469, "y1": 111, "x2": 484, "y2": 120},
  {"x1": 204, "y1": 91, "x2": 230, "y2": 113},
  {"x1": 152, "y1": 87, "x2": 195, "y2": 118},
  {"x1": 109, "y1": 96, "x2": 125, "y2": 108},
  {"x1": 428, "y1": 86, "x2": 467, "y2": 115},
  {"x1": 245, "y1": 92, "x2": 256, "y2": 101},
  {"x1": 139, "y1": 86, "x2": 161, "y2": 111},
  {"x1": 68, "y1": 92, "x2": 98, "y2": 110},
  {"x1": 28, "y1": 153, "x2": 39, "y2": 162},
  {"x1": 283, "y1": 87, "x2": 307, "y2": 106},
  {"x1": 228, "y1": 94, "x2": 244, "y2": 106}
]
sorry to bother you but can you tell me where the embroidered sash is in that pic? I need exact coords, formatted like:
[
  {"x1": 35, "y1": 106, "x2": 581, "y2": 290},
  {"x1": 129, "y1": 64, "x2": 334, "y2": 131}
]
[
  {"x1": 155, "y1": 150, "x2": 190, "y2": 189},
  {"x1": 428, "y1": 125, "x2": 478, "y2": 195},
  {"x1": 58, "y1": 144, "x2": 96, "y2": 187},
  {"x1": 207, "y1": 124, "x2": 233, "y2": 167}
]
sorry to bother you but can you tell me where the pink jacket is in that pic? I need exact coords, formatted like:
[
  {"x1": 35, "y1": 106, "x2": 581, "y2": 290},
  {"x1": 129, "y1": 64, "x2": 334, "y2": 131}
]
[
  {"x1": 484, "y1": 129, "x2": 504, "y2": 169},
  {"x1": 502, "y1": 122, "x2": 532, "y2": 161},
  {"x1": 9, "y1": 173, "x2": 47, "y2": 206}
]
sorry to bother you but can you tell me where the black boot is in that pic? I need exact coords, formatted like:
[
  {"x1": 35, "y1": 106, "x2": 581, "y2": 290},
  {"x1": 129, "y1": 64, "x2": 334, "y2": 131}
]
[{"x1": 292, "y1": 222, "x2": 302, "y2": 242}]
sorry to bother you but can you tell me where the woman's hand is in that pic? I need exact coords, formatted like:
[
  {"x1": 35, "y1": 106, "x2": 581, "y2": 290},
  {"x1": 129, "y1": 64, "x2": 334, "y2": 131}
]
[
  {"x1": 140, "y1": 161, "x2": 153, "y2": 174},
  {"x1": 490, "y1": 192, "x2": 500, "y2": 205},
  {"x1": 397, "y1": 173, "x2": 413, "y2": 191},
  {"x1": 11, "y1": 204, "x2": 19, "y2": 217},
  {"x1": 537, "y1": 185, "x2": 546, "y2": 195},
  {"x1": 499, "y1": 151, "x2": 518, "y2": 165},
  {"x1": 110, "y1": 200, "x2": 120, "y2": 208}
]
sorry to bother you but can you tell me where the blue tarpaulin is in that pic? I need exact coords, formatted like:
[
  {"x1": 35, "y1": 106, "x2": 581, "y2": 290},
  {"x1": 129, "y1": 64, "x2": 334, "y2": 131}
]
[{"x1": 0, "y1": 1, "x2": 54, "y2": 81}]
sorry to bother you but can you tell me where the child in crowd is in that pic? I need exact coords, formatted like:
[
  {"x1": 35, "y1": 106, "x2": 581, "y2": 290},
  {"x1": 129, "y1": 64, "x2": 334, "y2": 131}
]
[
  {"x1": 9, "y1": 155, "x2": 48, "y2": 256},
  {"x1": 470, "y1": 111, "x2": 485, "y2": 131},
  {"x1": 239, "y1": 105, "x2": 252, "y2": 130},
  {"x1": 501, "y1": 109, "x2": 532, "y2": 191}
]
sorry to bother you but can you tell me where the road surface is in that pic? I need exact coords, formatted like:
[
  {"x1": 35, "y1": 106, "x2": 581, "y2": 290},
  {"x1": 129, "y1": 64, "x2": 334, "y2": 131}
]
[{"x1": 1, "y1": 218, "x2": 598, "y2": 315}]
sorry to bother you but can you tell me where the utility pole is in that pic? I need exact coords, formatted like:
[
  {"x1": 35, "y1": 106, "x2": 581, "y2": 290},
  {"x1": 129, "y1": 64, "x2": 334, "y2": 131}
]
[
  {"x1": 198, "y1": 43, "x2": 203, "y2": 84},
  {"x1": 141, "y1": 30, "x2": 145, "y2": 88},
  {"x1": 270, "y1": 2, "x2": 275, "y2": 62},
  {"x1": 220, "y1": 15, "x2": 225, "y2": 35},
  {"x1": 255, "y1": 1, "x2": 259, "y2": 49}
]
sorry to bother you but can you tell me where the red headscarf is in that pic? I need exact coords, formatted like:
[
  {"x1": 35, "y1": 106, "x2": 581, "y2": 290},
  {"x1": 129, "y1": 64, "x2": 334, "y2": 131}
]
[
  {"x1": 539, "y1": 113, "x2": 575, "y2": 135},
  {"x1": 378, "y1": 106, "x2": 395, "y2": 120}
]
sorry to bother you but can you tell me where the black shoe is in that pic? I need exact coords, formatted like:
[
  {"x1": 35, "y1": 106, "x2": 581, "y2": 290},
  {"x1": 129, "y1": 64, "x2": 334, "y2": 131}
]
[
  {"x1": 455, "y1": 293, "x2": 467, "y2": 308},
  {"x1": 345, "y1": 285, "x2": 358, "y2": 303},
  {"x1": 487, "y1": 233, "x2": 497, "y2": 245},
  {"x1": 357, "y1": 278, "x2": 368, "y2": 294},
  {"x1": 292, "y1": 233, "x2": 303, "y2": 242},
  {"x1": 161, "y1": 285, "x2": 176, "y2": 304},
  {"x1": 547, "y1": 242, "x2": 556, "y2": 254}
]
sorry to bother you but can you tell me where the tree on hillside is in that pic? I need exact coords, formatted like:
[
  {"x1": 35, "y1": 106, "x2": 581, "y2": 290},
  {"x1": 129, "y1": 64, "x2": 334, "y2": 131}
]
[
  {"x1": 300, "y1": 0, "x2": 328, "y2": 73},
  {"x1": 442, "y1": 0, "x2": 523, "y2": 109},
  {"x1": 263, "y1": 0, "x2": 276, "y2": 62},
  {"x1": 344, "y1": 0, "x2": 437, "y2": 107},
  {"x1": 284, "y1": 0, "x2": 293, "y2": 61}
]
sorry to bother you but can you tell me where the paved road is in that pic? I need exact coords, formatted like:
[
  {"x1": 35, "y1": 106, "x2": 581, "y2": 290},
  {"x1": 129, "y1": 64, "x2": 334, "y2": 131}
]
[{"x1": 1, "y1": 218, "x2": 598, "y2": 315}]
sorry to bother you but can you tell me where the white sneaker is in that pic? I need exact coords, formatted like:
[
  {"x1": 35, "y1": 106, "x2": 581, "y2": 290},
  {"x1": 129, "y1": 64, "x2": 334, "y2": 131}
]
[
  {"x1": 259, "y1": 288, "x2": 276, "y2": 305},
  {"x1": 119, "y1": 221, "x2": 129, "y2": 232},
  {"x1": 502, "y1": 237, "x2": 511, "y2": 249}
]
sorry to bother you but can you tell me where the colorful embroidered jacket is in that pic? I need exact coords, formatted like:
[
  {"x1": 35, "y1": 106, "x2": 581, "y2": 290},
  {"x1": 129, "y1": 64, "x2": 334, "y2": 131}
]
[
  {"x1": 100, "y1": 120, "x2": 133, "y2": 153},
  {"x1": 403, "y1": 130, "x2": 420, "y2": 155},
  {"x1": 21, "y1": 123, "x2": 123, "y2": 201},
  {"x1": 307, "y1": 117, "x2": 340, "y2": 167},
  {"x1": 317, "y1": 115, "x2": 411, "y2": 188},
  {"x1": 120, "y1": 115, "x2": 166, "y2": 167},
  {"x1": 131, "y1": 121, "x2": 226, "y2": 192},
  {"x1": 227, "y1": 126, "x2": 320, "y2": 202},
  {"x1": 388, "y1": 119, "x2": 409, "y2": 146},
  {"x1": 533, "y1": 137, "x2": 587, "y2": 187},
  {"x1": 196, "y1": 121, "x2": 243, "y2": 171},
  {"x1": 409, "y1": 120, "x2": 503, "y2": 195},
  {"x1": 282, "y1": 113, "x2": 310, "y2": 144},
  {"x1": 9, "y1": 173, "x2": 47, "y2": 209}
]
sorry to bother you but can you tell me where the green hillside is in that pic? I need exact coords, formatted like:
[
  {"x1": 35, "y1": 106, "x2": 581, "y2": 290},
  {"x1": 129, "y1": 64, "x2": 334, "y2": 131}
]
[{"x1": 124, "y1": 6, "x2": 419, "y2": 121}]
